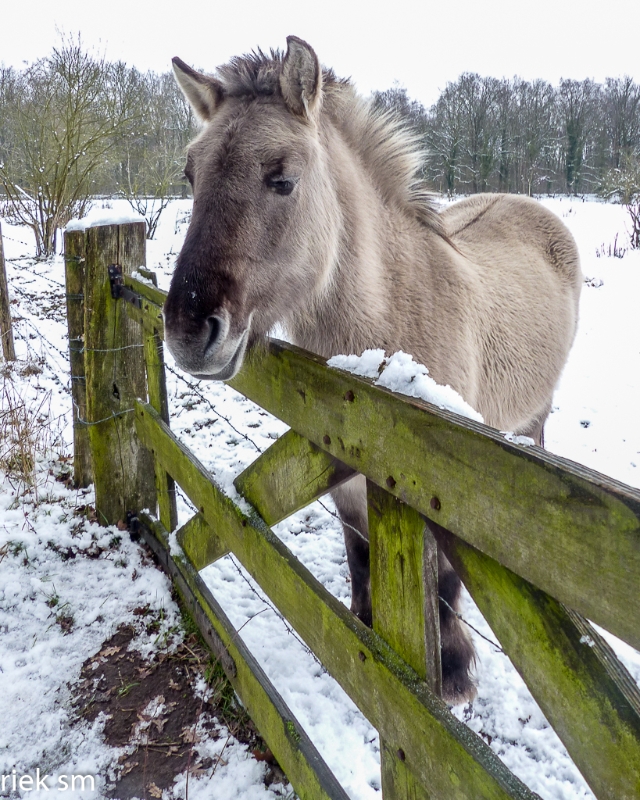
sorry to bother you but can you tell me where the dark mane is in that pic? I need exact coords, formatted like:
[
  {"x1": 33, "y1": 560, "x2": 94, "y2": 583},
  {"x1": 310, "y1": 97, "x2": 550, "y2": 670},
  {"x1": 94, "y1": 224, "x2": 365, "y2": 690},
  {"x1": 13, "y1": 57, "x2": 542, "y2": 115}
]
[{"x1": 216, "y1": 48, "x2": 342, "y2": 99}]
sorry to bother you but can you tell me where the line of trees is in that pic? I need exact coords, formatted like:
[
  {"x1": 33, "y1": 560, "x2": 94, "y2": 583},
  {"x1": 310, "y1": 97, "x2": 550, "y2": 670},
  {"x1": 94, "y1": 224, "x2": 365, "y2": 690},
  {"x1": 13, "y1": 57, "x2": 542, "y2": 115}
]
[
  {"x1": 1, "y1": 38, "x2": 639, "y2": 256},
  {"x1": 373, "y1": 74, "x2": 640, "y2": 198}
]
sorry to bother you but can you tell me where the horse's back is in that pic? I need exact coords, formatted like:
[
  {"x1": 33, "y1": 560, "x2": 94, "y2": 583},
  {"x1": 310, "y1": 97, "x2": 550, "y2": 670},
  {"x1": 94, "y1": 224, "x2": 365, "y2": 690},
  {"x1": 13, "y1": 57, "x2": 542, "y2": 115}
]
[
  {"x1": 438, "y1": 194, "x2": 582, "y2": 430},
  {"x1": 443, "y1": 194, "x2": 581, "y2": 296}
]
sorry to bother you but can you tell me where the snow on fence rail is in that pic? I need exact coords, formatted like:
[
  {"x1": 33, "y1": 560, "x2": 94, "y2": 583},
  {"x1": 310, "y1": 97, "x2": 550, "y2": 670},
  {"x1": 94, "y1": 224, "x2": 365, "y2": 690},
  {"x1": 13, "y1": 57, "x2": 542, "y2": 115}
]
[{"x1": 63, "y1": 221, "x2": 640, "y2": 800}]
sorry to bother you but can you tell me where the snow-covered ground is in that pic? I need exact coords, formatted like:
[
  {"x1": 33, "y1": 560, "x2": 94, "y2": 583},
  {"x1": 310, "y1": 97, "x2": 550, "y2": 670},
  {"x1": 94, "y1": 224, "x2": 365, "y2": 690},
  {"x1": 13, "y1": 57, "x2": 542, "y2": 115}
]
[{"x1": 1, "y1": 196, "x2": 639, "y2": 799}]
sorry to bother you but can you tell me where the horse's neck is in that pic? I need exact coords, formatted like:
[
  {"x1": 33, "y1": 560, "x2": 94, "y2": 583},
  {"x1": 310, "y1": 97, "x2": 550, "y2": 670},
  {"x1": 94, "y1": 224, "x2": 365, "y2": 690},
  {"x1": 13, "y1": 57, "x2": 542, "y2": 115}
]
[{"x1": 290, "y1": 123, "x2": 437, "y2": 360}]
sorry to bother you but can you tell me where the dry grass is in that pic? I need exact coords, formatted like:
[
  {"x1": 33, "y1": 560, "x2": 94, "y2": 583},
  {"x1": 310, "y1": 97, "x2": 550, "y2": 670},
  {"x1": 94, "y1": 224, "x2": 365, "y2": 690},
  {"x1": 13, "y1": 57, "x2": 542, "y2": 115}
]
[{"x1": 0, "y1": 366, "x2": 58, "y2": 498}]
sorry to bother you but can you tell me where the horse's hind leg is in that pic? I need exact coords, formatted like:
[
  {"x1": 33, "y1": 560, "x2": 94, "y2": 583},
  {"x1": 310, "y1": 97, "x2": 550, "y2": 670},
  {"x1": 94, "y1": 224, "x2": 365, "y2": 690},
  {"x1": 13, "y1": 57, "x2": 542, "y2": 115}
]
[
  {"x1": 436, "y1": 545, "x2": 477, "y2": 703},
  {"x1": 333, "y1": 477, "x2": 477, "y2": 703},
  {"x1": 331, "y1": 475, "x2": 372, "y2": 626}
]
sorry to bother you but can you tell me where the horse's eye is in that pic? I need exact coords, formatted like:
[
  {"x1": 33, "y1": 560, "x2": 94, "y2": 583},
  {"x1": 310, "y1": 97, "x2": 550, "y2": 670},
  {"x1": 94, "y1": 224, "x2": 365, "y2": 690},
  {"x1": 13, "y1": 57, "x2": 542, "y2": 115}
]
[{"x1": 265, "y1": 174, "x2": 297, "y2": 196}]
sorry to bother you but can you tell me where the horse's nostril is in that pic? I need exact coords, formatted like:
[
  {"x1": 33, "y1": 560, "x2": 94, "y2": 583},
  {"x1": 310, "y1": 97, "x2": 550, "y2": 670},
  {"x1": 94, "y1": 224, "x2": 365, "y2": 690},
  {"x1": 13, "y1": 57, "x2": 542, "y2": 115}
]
[{"x1": 204, "y1": 316, "x2": 221, "y2": 354}]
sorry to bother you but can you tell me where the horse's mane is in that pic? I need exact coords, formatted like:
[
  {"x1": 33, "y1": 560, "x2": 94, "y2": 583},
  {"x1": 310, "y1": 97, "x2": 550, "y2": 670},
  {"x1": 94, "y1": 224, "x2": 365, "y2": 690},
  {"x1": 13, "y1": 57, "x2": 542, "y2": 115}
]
[{"x1": 215, "y1": 49, "x2": 444, "y2": 236}]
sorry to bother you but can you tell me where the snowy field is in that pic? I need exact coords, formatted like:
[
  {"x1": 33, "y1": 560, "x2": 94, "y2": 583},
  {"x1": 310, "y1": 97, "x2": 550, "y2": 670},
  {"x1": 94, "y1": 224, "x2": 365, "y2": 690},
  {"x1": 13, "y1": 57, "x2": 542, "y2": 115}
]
[{"x1": 1, "y1": 196, "x2": 639, "y2": 799}]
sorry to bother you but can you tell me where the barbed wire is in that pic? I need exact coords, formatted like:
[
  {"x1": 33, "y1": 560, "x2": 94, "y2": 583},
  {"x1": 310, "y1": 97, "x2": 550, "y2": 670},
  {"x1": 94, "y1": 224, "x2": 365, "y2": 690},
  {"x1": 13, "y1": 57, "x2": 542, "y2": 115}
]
[
  {"x1": 1, "y1": 233, "x2": 30, "y2": 246},
  {"x1": 164, "y1": 363, "x2": 263, "y2": 454},
  {"x1": 69, "y1": 343, "x2": 144, "y2": 354},
  {"x1": 5, "y1": 257, "x2": 66, "y2": 289},
  {"x1": 227, "y1": 553, "x2": 322, "y2": 666},
  {"x1": 438, "y1": 595, "x2": 504, "y2": 653}
]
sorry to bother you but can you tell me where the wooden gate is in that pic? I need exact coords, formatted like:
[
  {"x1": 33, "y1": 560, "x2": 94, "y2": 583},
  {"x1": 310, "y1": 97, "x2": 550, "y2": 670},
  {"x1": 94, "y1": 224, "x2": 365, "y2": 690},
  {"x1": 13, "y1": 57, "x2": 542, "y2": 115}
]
[{"x1": 64, "y1": 221, "x2": 640, "y2": 800}]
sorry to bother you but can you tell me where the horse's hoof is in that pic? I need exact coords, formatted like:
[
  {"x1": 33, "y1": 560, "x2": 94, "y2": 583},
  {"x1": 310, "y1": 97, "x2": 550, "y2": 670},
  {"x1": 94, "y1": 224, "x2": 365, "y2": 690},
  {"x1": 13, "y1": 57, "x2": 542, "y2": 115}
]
[
  {"x1": 442, "y1": 668, "x2": 477, "y2": 705},
  {"x1": 353, "y1": 606, "x2": 372, "y2": 628}
]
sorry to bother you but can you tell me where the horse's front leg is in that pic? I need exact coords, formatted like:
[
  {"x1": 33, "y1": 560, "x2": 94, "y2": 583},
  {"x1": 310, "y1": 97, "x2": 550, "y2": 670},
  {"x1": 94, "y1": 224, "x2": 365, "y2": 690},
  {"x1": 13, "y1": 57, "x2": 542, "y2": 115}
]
[{"x1": 331, "y1": 474, "x2": 372, "y2": 626}]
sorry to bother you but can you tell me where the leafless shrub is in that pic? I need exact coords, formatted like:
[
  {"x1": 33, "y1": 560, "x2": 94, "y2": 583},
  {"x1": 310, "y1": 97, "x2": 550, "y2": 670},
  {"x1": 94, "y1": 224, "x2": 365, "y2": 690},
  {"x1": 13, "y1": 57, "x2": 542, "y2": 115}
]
[
  {"x1": 600, "y1": 153, "x2": 640, "y2": 250},
  {"x1": 595, "y1": 233, "x2": 627, "y2": 259},
  {"x1": 0, "y1": 370, "x2": 54, "y2": 496}
]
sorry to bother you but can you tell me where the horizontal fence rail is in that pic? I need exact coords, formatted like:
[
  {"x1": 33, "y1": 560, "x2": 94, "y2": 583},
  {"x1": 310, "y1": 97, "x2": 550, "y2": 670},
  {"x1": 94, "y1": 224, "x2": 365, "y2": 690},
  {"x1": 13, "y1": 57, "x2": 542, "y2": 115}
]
[
  {"x1": 125, "y1": 273, "x2": 640, "y2": 650},
  {"x1": 63, "y1": 224, "x2": 640, "y2": 800}
]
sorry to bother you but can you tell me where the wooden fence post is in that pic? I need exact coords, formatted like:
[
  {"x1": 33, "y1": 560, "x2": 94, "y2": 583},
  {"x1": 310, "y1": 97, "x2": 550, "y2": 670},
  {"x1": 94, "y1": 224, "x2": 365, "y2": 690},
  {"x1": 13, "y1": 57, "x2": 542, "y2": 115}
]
[
  {"x1": 82, "y1": 221, "x2": 156, "y2": 525},
  {"x1": 0, "y1": 223, "x2": 16, "y2": 362},
  {"x1": 138, "y1": 269, "x2": 178, "y2": 532},
  {"x1": 64, "y1": 229, "x2": 92, "y2": 487},
  {"x1": 368, "y1": 480, "x2": 442, "y2": 798}
]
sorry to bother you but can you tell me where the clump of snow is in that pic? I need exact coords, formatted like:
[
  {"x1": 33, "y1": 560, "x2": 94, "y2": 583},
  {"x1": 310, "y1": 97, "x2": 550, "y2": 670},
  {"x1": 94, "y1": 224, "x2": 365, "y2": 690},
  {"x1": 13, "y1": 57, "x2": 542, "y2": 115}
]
[
  {"x1": 131, "y1": 269, "x2": 156, "y2": 286},
  {"x1": 502, "y1": 432, "x2": 535, "y2": 447},
  {"x1": 327, "y1": 348, "x2": 386, "y2": 378},
  {"x1": 328, "y1": 349, "x2": 484, "y2": 422},
  {"x1": 66, "y1": 209, "x2": 145, "y2": 231}
]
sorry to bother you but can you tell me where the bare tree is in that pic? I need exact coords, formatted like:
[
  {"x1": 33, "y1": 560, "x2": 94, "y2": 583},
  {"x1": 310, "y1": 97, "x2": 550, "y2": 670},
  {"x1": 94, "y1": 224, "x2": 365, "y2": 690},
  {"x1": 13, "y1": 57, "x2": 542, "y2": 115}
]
[
  {"x1": 0, "y1": 37, "x2": 135, "y2": 257},
  {"x1": 558, "y1": 79, "x2": 599, "y2": 194},
  {"x1": 603, "y1": 77, "x2": 640, "y2": 169},
  {"x1": 118, "y1": 70, "x2": 195, "y2": 238},
  {"x1": 426, "y1": 84, "x2": 466, "y2": 195}
]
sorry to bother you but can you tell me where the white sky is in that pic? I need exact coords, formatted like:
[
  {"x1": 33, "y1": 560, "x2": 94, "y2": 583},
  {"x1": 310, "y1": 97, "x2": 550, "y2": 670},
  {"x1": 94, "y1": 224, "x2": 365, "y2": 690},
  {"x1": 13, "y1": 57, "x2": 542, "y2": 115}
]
[{"x1": 3, "y1": 0, "x2": 639, "y2": 107}]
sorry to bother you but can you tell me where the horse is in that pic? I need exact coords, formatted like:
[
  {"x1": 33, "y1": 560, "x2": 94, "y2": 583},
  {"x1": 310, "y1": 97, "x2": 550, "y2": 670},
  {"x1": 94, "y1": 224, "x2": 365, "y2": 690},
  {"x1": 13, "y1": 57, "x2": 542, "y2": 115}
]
[{"x1": 163, "y1": 36, "x2": 582, "y2": 703}]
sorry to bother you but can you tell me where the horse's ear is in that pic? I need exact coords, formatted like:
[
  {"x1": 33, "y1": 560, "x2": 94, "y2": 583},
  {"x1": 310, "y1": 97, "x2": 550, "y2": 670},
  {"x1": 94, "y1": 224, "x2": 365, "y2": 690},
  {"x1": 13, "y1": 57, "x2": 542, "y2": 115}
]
[
  {"x1": 172, "y1": 57, "x2": 224, "y2": 122},
  {"x1": 280, "y1": 36, "x2": 322, "y2": 120}
]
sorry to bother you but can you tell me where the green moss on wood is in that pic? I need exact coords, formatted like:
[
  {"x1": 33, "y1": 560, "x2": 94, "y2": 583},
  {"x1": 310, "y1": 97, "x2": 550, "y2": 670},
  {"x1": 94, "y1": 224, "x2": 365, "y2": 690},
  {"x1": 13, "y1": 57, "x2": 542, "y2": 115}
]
[
  {"x1": 234, "y1": 429, "x2": 353, "y2": 526},
  {"x1": 176, "y1": 512, "x2": 228, "y2": 570},
  {"x1": 137, "y1": 512, "x2": 348, "y2": 800},
  {"x1": 228, "y1": 340, "x2": 640, "y2": 652},
  {"x1": 63, "y1": 229, "x2": 92, "y2": 487},
  {"x1": 135, "y1": 401, "x2": 537, "y2": 800},
  {"x1": 434, "y1": 524, "x2": 640, "y2": 800},
  {"x1": 83, "y1": 222, "x2": 155, "y2": 525}
]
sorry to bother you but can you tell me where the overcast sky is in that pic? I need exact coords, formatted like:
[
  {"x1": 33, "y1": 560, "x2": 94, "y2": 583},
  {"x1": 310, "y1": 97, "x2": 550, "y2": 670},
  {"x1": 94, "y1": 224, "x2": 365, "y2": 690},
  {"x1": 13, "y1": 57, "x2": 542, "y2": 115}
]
[{"x1": 3, "y1": 0, "x2": 639, "y2": 107}]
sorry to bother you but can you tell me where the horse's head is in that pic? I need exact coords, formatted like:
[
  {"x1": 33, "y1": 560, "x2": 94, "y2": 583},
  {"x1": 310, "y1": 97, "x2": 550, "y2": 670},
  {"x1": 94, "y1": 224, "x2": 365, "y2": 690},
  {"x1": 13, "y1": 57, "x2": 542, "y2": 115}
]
[{"x1": 164, "y1": 36, "x2": 340, "y2": 379}]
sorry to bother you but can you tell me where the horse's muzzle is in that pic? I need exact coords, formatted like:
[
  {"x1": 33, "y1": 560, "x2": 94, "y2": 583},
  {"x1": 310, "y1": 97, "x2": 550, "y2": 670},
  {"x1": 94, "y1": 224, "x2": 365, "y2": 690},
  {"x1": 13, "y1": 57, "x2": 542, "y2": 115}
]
[{"x1": 164, "y1": 306, "x2": 251, "y2": 381}]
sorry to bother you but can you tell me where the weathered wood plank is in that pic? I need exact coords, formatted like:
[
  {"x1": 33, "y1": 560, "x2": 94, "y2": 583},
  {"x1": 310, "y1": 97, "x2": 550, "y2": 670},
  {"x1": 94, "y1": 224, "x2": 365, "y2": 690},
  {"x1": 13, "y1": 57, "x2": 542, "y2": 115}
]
[
  {"x1": 136, "y1": 512, "x2": 349, "y2": 800},
  {"x1": 368, "y1": 482, "x2": 442, "y2": 800},
  {"x1": 228, "y1": 340, "x2": 640, "y2": 651},
  {"x1": 368, "y1": 482, "x2": 442, "y2": 694},
  {"x1": 124, "y1": 278, "x2": 165, "y2": 338},
  {"x1": 135, "y1": 401, "x2": 538, "y2": 800},
  {"x1": 83, "y1": 223, "x2": 155, "y2": 525},
  {"x1": 124, "y1": 273, "x2": 169, "y2": 309},
  {"x1": 432, "y1": 522, "x2": 640, "y2": 800},
  {"x1": 235, "y1": 429, "x2": 354, "y2": 526},
  {"x1": 63, "y1": 229, "x2": 92, "y2": 487},
  {"x1": 142, "y1": 287, "x2": 177, "y2": 532},
  {"x1": 175, "y1": 512, "x2": 228, "y2": 570},
  {"x1": 0, "y1": 223, "x2": 16, "y2": 361}
]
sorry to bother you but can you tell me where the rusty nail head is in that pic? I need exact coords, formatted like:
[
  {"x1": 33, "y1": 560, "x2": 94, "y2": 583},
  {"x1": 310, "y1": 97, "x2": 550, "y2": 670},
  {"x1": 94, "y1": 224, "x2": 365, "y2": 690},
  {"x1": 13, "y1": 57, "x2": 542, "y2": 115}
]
[
  {"x1": 430, "y1": 496, "x2": 441, "y2": 510},
  {"x1": 358, "y1": 651, "x2": 366, "y2": 662},
  {"x1": 386, "y1": 476, "x2": 396, "y2": 489},
  {"x1": 323, "y1": 434, "x2": 331, "y2": 446},
  {"x1": 344, "y1": 390, "x2": 355, "y2": 402},
  {"x1": 396, "y1": 748, "x2": 406, "y2": 762}
]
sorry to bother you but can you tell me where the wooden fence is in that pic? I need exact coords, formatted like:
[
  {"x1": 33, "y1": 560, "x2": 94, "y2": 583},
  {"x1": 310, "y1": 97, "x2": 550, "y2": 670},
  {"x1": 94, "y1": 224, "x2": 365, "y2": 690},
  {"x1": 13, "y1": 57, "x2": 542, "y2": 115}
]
[
  {"x1": 0, "y1": 223, "x2": 16, "y2": 361},
  {"x1": 64, "y1": 221, "x2": 640, "y2": 800}
]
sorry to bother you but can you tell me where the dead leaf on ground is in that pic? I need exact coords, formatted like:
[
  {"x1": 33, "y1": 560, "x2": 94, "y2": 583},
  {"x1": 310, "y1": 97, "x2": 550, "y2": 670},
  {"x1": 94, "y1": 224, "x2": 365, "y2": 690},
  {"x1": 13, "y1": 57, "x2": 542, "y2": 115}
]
[{"x1": 181, "y1": 725, "x2": 200, "y2": 744}]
